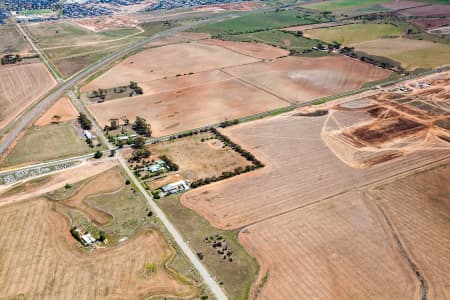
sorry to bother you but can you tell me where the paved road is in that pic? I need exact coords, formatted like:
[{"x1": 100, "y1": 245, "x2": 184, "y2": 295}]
[{"x1": 0, "y1": 14, "x2": 238, "y2": 156}]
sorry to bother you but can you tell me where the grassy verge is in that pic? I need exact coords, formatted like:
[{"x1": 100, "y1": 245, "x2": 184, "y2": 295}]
[
  {"x1": 0, "y1": 121, "x2": 95, "y2": 168},
  {"x1": 157, "y1": 194, "x2": 258, "y2": 300}
]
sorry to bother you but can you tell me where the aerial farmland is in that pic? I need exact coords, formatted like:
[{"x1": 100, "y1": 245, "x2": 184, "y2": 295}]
[{"x1": 0, "y1": 0, "x2": 449, "y2": 299}]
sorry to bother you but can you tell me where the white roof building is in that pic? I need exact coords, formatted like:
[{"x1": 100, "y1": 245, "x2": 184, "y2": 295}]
[
  {"x1": 161, "y1": 180, "x2": 189, "y2": 194},
  {"x1": 81, "y1": 233, "x2": 96, "y2": 246},
  {"x1": 84, "y1": 130, "x2": 92, "y2": 139}
]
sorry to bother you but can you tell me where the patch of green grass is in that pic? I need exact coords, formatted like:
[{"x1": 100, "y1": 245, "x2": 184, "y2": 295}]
[
  {"x1": 0, "y1": 121, "x2": 93, "y2": 168},
  {"x1": 305, "y1": 0, "x2": 391, "y2": 12},
  {"x1": 389, "y1": 43, "x2": 450, "y2": 70},
  {"x1": 193, "y1": 10, "x2": 328, "y2": 36},
  {"x1": 19, "y1": 9, "x2": 53, "y2": 15},
  {"x1": 157, "y1": 194, "x2": 258, "y2": 300},
  {"x1": 306, "y1": 23, "x2": 403, "y2": 45}
]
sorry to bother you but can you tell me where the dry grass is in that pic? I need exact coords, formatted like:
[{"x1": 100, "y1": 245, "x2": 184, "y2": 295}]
[
  {"x1": 0, "y1": 63, "x2": 56, "y2": 130},
  {"x1": 0, "y1": 199, "x2": 197, "y2": 299},
  {"x1": 35, "y1": 97, "x2": 79, "y2": 126}
]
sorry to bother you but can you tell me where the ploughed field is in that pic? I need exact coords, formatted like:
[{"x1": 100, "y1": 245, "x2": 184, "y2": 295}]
[
  {"x1": 179, "y1": 75, "x2": 450, "y2": 299},
  {"x1": 0, "y1": 63, "x2": 56, "y2": 130},
  {"x1": 85, "y1": 40, "x2": 390, "y2": 136},
  {"x1": 0, "y1": 165, "x2": 199, "y2": 299}
]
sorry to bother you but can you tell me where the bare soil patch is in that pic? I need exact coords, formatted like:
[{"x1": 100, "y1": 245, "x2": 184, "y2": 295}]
[
  {"x1": 240, "y1": 191, "x2": 418, "y2": 299},
  {"x1": 88, "y1": 78, "x2": 287, "y2": 136},
  {"x1": 0, "y1": 199, "x2": 197, "y2": 299},
  {"x1": 181, "y1": 112, "x2": 449, "y2": 229},
  {"x1": 223, "y1": 55, "x2": 391, "y2": 103},
  {"x1": 201, "y1": 39, "x2": 289, "y2": 59},
  {"x1": 398, "y1": 4, "x2": 450, "y2": 17},
  {"x1": 83, "y1": 42, "x2": 259, "y2": 90},
  {"x1": 371, "y1": 164, "x2": 450, "y2": 299},
  {"x1": 75, "y1": 15, "x2": 140, "y2": 32},
  {"x1": 35, "y1": 97, "x2": 79, "y2": 126},
  {"x1": 192, "y1": 2, "x2": 258, "y2": 12},
  {"x1": 381, "y1": 0, "x2": 427, "y2": 10},
  {"x1": 0, "y1": 63, "x2": 56, "y2": 130},
  {"x1": 411, "y1": 18, "x2": 450, "y2": 31}
]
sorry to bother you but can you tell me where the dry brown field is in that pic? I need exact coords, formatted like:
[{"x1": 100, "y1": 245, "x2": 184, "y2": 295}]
[
  {"x1": 181, "y1": 112, "x2": 450, "y2": 229},
  {"x1": 0, "y1": 25, "x2": 32, "y2": 54},
  {"x1": 143, "y1": 32, "x2": 211, "y2": 48},
  {"x1": 60, "y1": 167, "x2": 124, "y2": 225},
  {"x1": 370, "y1": 164, "x2": 450, "y2": 299},
  {"x1": 87, "y1": 78, "x2": 288, "y2": 136},
  {"x1": 0, "y1": 199, "x2": 196, "y2": 299},
  {"x1": 143, "y1": 132, "x2": 250, "y2": 182},
  {"x1": 381, "y1": 0, "x2": 426, "y2": 10},
  {"x1": 192, "y1": 1, "x2": 258, "y2": 12},
  {"x1": 75, "y1": 15, "x2": 139, "y2": 32},
  {"x1": 398, "y1": 4, "x2": 450, "y2": 17},
  {"x1": 83, "y1": 42, "x2": 260, "y2": 90},
  {"x1": 239, "y1": 191, "x2": 419, "y2": 299},
  {"x1": 0, "y1": 63, "x2": 56, "y2": 130},
  {"x1": 222, "y1": 56, "x2": 391, "y2": 103},
  {"x1": 201, "y1": 39, "x2": 289, "y2": 59},
  {"x1": 35, "y1": 97, "x2": 79, "y2": 126},
  {"x1": 410, "y1": 18, "x2": 450, "y2": 31}
]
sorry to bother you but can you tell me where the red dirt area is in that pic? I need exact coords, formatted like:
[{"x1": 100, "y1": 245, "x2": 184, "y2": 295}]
[
  {"x1": 192, "y1": 2, "x2": 258, "y2": 12},
  {"x1": 82, "y1": 42, "x2": 259, "y2": 90},
  {"x1": 180, "y1": 114, "x2": 449, "y2": 230},
  {"x1": 87, "y1": 78, "x2": 288, "y2": 137},
  {"x1": 75, "y1": 16, "x2": 139, "y2": 32},
  {"x1": 0, "y1": 199, "x2": 197, "y2": 299},
  {"x1": 0, "y1": 63, "x2": 56, "y2": 130},
  {"x1": 411, "y1": 18, "x2": 450, "y2": 31},
  {"x1": 371, "y1": 164, "x2": 450, "y2": 299},
  {"x1": 398, "y1": 4, "x2": 450, "y2": 17},
  {"x1": 223, "y1": 55, "x2": 391, "y2": 103},
  {"x1": 381, "y1": 0, "x2": 426, "y2": 10},
  {"x1": 201, "y1": 39, "x2": 289, "y2": 59},
  {"x1": 35, "y1": 97, "x2": 79, "y2": 126},
  {"x1": 240, "y1": 191, "x2": 419, "y2": 299},
  {"x1": 61, "y1": 167, "x2": 124, "y2": 225}
]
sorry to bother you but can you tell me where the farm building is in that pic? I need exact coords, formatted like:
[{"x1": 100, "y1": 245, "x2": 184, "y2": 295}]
[
  {"x1": 81, "y1": 233, "x2": 96, "y2": 246},
  {"x1": 161, "y1": 180, "x2": 189, "y2": 195},
  {"x1": 84, "y1": 130, "x2": 92, "y2": 139}
]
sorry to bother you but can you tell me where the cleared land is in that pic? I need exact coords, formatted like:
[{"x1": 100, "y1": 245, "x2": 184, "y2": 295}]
[
  {"x1": 304, "y1": 23, "x2": 403, "y2": 45},
  {"x1": 35, "y1": 97, "x2": 79, "y2": 126},
  {"x1": 0, "y1": 121, "x2": 92, "y2": 168},
  {"x1": 381, "y1": 0, "x2": 427, "y2": 10},
  {"x1": 351, "y1": 38, "x2": 450, "y2": 70},
  {"x1": 0, "y1": 196, "x2": 197, "y2": 299},
  {"x1": 371, "y1": 164, "x2": 450, "y2": 299},
  {"x1": 0, "y1": 25, "x2": 31, "y2": 54},
  {"x1": 398, "y1": 4, "x2": 450, "y2": 17},
  {"x1": 0, "y1": 63, "x2": 56, "y2": 130},
  {"x1": 239, "y1": 191, "x2": 418, "y2": 299},
  {"x1": 82, "y1": 42, "x2": 260, "y2": 89},
  {"x1": 411, "y1": 18, "x2": 450, "y2": 31},
  {"x1": 88, "y1": 78, "x2": 287, "y2": 136},
  {"x1": 200, "y1": 39, "x2": 289, "y2": 59},
  {"x1": 181, "y1": 111, "x2": 449, "y2": 229},
  {"x1": 223, "y1": 55, "x2": 391, "y2": 103}
]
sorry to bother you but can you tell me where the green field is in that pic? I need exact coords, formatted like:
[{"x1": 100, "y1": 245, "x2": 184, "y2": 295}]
[
  {"x1": 305, "y1": 0, "x2": 391, "y2": 11},
  {"x1": 305, "y1": 23, "x2": 403, "y2": 45},
  {"x1": 193, "y1": 10, "x2": 328, "y2": 36},
  {"x1": 389, "y1": 43, "x2": 450, "y2": 70},
  {"x1": 158, "y1": 194, "x2": 258, "y2": 300},
  {"x1": 0, "y1": 121, "x2": 93, "y2": 167},
  {"x1": 19, "y1": 9, "x2": 53, "y2": 15}
]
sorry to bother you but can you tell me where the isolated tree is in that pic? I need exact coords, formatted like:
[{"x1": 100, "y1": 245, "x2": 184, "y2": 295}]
[
  {"x1": 94, "y1": 151, "x2": 103, "y2": 159},
  {"x1": 52, "y1": 114, "x2": 61, "y2": 123},
  {"x1": 132, "y1": 137, "x2": 146, "y2": 149}
]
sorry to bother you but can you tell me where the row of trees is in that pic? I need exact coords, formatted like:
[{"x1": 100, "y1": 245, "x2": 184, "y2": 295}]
[
  {"x1": 160, "y1": 155, "x2": 179, "y2": 171},
  {"x1": 132, "y1": 116, "x2": 152, "y2": 137}
]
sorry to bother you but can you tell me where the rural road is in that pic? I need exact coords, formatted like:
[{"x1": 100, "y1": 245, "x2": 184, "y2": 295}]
[{"x1": 0, "y1": 14, "x2": 239, "y2": 156}]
